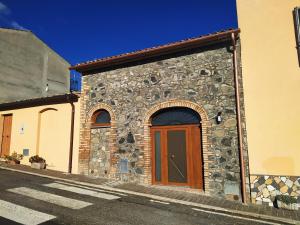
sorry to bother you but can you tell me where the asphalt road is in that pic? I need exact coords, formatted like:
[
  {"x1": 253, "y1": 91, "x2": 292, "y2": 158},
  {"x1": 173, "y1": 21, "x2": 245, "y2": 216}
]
[{"x1": 0, "y1": 169, "x2": 279, "y2": 225}]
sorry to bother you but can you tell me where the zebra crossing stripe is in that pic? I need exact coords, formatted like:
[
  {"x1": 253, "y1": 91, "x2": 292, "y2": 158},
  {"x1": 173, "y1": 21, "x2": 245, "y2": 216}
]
[
  {"x1": 44, "y1": 182, "x2": 120, "y2": 200},
  {"x1": 7, "y1": 187, "x2": 93, "y2": 209},
  {"x1": 54, "y1": 180, "x2": 127, "y2": 196},
  {"x1": 0, "y1": 199, "x2": 56, "y2": 225}
]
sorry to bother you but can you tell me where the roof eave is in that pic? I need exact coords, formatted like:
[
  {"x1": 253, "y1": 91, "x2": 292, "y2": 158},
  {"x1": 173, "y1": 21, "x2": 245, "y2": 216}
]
[
  {"x1": 0, "y1": 93, "x2": 79, "y2": 111},
  {"x1": 70, "y1": 29, "x2": 240, "y2": 73}
]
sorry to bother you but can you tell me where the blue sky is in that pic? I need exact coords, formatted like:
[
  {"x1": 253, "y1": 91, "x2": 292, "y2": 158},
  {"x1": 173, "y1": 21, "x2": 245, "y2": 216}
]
[{"x1": 0, "y1": 0, "x2": 237, "y2": 66}]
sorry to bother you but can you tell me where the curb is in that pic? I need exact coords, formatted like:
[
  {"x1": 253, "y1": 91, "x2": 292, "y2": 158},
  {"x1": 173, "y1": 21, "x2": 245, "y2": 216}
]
[{"x1": 0, "y1": 166, "x2": 298, "y2": 225}]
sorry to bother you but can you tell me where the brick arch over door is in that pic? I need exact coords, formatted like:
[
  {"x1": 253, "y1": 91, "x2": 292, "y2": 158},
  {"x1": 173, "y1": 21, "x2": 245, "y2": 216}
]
[
  {"x1": 80, "y1": 103, "x2": 118, "y2": 177},
  {"x1": 143, "y1": 100, "x2": 211, "y2": 190}
]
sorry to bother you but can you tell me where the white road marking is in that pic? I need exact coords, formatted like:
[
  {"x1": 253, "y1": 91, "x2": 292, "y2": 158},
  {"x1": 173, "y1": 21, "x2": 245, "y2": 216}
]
[
  {"x1": 54, "y1": 180, "x2": 127, "y2": 196},
  {"x1": 44, "y1": 182, "x2": 120, "y2": 200},
  {"x1": 191, "y1": 208, "x2": 282, "y2": 225},
  {"x1": 150, "y1": 199, "x2": 170, "y2": 205},
  {"x1": 7, "y1": 187, "x2": 92, "y2": 209},
  {"x1": 0, "y1": 199, "x2": 56, "y2": 225},
  {"x1": 0, "y1": 166, "x2": 296, "y2": 225}
]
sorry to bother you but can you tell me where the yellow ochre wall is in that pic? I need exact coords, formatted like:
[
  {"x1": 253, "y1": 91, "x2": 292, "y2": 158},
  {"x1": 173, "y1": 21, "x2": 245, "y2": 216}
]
[
  {"x1": 0, "y1": 101, "x2": 80, "y2": 174},
  {"x1": 237, "y1": 0, "x2": 300, "y2": 176}
]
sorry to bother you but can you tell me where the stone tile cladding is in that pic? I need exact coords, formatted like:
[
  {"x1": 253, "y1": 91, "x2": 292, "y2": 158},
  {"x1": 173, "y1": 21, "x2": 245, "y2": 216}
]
[
  {"x1": 250, "y1": 175, "x2": 300, "y2": 208},
  {"x1": 79, "y1": 42, "x2": 250, "y2": 200}
]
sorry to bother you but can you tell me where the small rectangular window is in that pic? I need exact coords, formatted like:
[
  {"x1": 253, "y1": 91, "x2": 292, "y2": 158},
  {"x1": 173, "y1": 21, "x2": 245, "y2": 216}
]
[{"x1": 293, "y1": 7, "x2": 300, "y2": 66}]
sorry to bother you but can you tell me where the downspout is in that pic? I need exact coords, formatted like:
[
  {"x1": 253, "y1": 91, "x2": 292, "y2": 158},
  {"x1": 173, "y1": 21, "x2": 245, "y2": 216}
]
[
  {"x1": 68, "y1": 95, "x2": 75, "y2": 174},
  {"x1": 231, "y1": 32, "x2": 247, "y2": 203}
]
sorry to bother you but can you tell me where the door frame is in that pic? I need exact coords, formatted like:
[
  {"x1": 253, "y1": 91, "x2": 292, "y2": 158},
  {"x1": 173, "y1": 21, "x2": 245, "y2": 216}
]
[
  {"x1": 150, "y1": 124, "x2": 203, "y2": 189},
  {"x1": 0, "y1": 114, "x2": 13, "y2": 157}
]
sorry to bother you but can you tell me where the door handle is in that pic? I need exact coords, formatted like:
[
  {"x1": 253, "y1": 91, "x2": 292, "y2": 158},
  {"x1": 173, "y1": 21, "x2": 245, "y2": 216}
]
[
  {"x1": 170, "y1": 154, "x2": 175, "y2": 159},
  {"x1": 169, "y1": 157, "x2": 185, "y2": 179}
]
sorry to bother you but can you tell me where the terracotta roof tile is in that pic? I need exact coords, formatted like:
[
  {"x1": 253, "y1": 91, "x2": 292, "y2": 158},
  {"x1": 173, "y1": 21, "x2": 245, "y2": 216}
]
[{"x1": 70, "y1": 28, "x2": 239, "y2": 73}]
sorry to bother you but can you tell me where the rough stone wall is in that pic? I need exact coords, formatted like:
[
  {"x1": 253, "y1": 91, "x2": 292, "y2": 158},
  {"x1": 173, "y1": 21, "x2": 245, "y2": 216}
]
[
  {"x1": 79, "y1": 42, "x2": 248, "y2": 200},
  {"x1": 89, "y1": 128, "x2": 110, "y2": 177},
  {"x1": 250, "y1": 175, "x2": 300, "y2": 209}
]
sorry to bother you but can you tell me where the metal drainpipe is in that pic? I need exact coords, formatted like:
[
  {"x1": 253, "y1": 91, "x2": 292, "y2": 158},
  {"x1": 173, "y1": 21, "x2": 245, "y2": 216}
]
[
  {"x1": 231, "y1": 32, "x2": 247, "y2": 203},
  {"x1": 68, "y1": 95, "x2": 75, "y2": 174}
]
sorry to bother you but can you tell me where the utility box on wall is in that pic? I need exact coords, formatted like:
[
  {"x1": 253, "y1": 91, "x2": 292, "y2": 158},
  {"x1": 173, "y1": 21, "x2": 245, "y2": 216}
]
[
  {"x1": 119, "y1": 159, "x2": 128, "y2": 173},
  {"x1": 23, "y1": 149, "x2": 29, "y2": 156}
]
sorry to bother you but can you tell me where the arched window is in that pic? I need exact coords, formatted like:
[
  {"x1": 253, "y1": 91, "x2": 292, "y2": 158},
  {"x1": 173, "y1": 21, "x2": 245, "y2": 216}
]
[
  {"x1": 151, "y1": 107, "x2": 201, "y2": 126},
  {"x1": 91, "y1": 109, "x2": 111, "y2": 127}
]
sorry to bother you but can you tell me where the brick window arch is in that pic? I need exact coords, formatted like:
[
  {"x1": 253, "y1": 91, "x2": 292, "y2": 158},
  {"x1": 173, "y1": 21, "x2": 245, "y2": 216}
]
[{"x1": 79, "y1": 103, "x2": 117, "y2": 178}]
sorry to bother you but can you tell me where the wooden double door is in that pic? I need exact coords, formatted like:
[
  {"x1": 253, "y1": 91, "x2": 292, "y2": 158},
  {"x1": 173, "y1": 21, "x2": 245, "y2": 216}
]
[
  {"x1": 151, "y1": 124, "x2": 203, "y2": 189},
  {"x1": 1, "y1": 114, "x2": 12, "y2": 157}
]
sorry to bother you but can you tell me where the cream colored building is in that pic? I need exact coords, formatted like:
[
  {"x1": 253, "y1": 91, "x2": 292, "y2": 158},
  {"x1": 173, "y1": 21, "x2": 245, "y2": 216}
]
[
  {"x1": 0, "y1": 94, "x2": 80, "y2": 174},
  {"x1": 237, "y1": 0, "x2": 300, "y2": 206}
]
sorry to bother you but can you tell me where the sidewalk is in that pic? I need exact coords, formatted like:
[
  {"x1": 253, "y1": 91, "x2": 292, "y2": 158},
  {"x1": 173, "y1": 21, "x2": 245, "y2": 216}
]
[{"x1": 0, "y1": 162, "x2": 299, "y2": 224}]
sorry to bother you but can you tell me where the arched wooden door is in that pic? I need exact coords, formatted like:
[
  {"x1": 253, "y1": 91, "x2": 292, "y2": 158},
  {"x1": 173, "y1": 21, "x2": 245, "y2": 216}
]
[{"x1": 150, "y1": 107, "x2": 203, "y2": 189}]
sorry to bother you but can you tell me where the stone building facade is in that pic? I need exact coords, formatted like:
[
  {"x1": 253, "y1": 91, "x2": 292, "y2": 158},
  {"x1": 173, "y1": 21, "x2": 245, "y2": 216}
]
[{"x1": 72, "y1": 29, "x2": 249, "y2": 201}]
